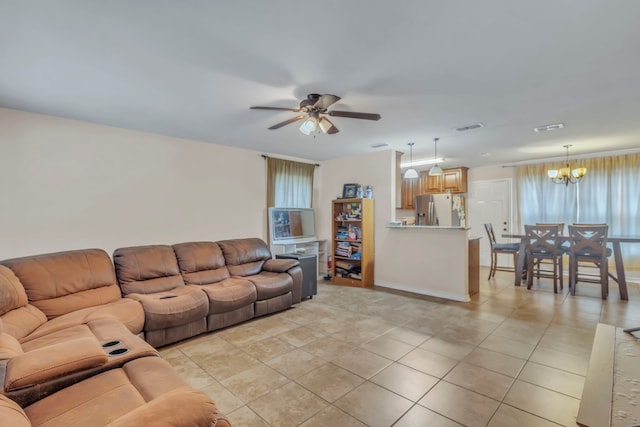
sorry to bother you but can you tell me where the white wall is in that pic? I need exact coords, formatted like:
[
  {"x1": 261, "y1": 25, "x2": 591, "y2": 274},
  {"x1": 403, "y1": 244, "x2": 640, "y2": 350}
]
[{"x1": 0, "y1": 108, "x2": 269, "y2": 259}]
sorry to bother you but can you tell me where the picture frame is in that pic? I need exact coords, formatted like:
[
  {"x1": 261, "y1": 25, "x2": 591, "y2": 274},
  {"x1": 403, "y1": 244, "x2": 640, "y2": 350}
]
[{"x1": 342, "y1": 183, "x2": 358, "y2": 199}]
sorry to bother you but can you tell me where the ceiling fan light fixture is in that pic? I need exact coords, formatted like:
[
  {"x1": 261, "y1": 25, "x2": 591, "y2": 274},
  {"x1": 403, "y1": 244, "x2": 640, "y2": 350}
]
[
  {"x1": 428, "y1": 138, "x2": 443, "y2": 176},
  {"x1": 299, "y1": 115, "x2": 319, "y2": 135}
]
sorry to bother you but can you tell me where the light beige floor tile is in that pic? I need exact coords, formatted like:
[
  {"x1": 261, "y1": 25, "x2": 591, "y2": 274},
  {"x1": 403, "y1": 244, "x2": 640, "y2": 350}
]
[
  {"x1": 370, "y1": 362, "x2": 439, "y2": 401},
  {"x1": 301, "y1": 336, "x2": 356, "y2": 361},
  {"x1": 518, "y1": 362, "x2": 585, "y2": 399},
  {"x1": 529, "y1": 346, "x2": 590, "y2": 376},
  {"x1": 177, "y1": 334, "x2": 236, "y2": 359},
  {"x1": 488, "y1": 404, "x2": 563, "y2": 427},
  {"x1": 331, "y1": 326, "x2": 384, "y2": 346},
  {"x1": 444, "y1": 362, "x2": 514, "y2": 401},
  {"x1": 242, "y1": 335, "x2": 297, "y2": 362},
  {"x1": 503, "y1": 380, "x2": 580, "y2": 426},
  {"x1": 248, "y1": 382, "x2": 328, "y2": 427},
  {"x1": 436, "y1": 324, "x2": 493, "y2": 346},
  {"x1": 420, "y1": 337, "x2": 476, "y2": 360},
  {"x1": 480, "y1": 334, "x2": 537, "y2": 359},
  {"x1": 296, "y1": 363, "x2": 364, "y2": 402},
  {"x1": 166, "y1": 356, "x2": 216, "y2": 389},
  {"x1": 464, "y1": 347, "x2": 527, "y2": 377},
  {"x1": 198, "y1": 348, "x2": 262, "y2": 381},
  {"x1": 332, "y1": 347, "x2": 393, "y2": 379},
  {"x1": 360, "y1": 335, "x2": 415, "y2": 360},
  {"x1": 265, "y1": 348, "x2": 328, "y2": 379},
  {"x1": 394, "y1": 405, "x2": 463, "y2": 427},
  {"x1": 220, "y1": 364, "x2": 290, "y2": 403},
  {"x1": 199, "y1": 381, "x2": 245, "y2": 415},
  {"x1": 299, "y1": 406, "x2": 367, "y2": 427},
  {"x1": 218, "y1": 324, "x2": 269, "y2": 347},
  {"x1": 419, "y1": 381, "x2": 500, "y2": 427},
  {"x1": 226, "y1": 405, "x2": 270, "y2": 427},
  {"x1": 382, "y1": 327, "x2": 431, "y2": 346},
  {"x1": 249, "y1": 315, "x2": 299, "y2": 336},
  {"x1": 334, "y1": 382, "x2": 413, "y2": 427},
  {"x1": 277, "y1": 326, "x2": 326, "y2": 347},
  {"x1": 399, "y1": 347, "x2": 459, "y2": 378}
]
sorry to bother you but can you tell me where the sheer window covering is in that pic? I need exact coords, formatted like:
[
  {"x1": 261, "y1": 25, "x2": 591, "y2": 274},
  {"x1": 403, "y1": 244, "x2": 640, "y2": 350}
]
[
  {"x1": 517, "y1": 153, "x2": 640, "y2": 271},
  {"x1": 266, "y1": 157, "x2": 315, "y2": 208}
]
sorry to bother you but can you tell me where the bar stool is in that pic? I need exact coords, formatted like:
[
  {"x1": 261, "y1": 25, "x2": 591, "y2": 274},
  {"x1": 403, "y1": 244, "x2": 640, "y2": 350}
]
[
  {"x1": 484, "y1": 223, "x2": 520, "y2": 279},
  {"x1": 568, "y1": 224, "x2": 610, "y2": 299},
  {"x1": 525, "y1": 224, "x2": 563, "y2": 293}
]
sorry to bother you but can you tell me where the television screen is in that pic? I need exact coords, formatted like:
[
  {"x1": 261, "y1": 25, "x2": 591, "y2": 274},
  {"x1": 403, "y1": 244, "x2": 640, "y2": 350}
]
[{"x1": 269, "y1": 207, "x2": 317, "y2": 243}]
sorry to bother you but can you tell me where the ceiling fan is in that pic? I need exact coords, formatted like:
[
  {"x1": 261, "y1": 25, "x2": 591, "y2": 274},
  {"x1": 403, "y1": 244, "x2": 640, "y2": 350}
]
[{"x1": 250, "y1": 93, "x2": 381, "y2": 135}]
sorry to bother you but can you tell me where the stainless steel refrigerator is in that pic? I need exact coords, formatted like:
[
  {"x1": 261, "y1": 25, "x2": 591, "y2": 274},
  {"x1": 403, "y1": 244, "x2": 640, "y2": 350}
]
[{"x1": 415, "y1": 194, "x2": 466, "y2": 227}]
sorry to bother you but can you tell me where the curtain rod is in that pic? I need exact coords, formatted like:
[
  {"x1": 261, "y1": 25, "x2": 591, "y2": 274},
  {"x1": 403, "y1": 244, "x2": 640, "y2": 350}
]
[{"x1": 261, "y1": 154, "x2": 319, "y2": 167}]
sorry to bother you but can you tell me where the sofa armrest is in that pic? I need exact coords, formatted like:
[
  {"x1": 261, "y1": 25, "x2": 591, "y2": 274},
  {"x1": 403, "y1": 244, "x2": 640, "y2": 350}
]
[
  {"x1": 5, "y1": 336, "x2": 108, "y2": 391},
  {"x1": 262, "y1": 258, "x2": 299, "y2": 273},
  {"x1": 107, "y1": 387, "x2": 220, "y2": 427}
]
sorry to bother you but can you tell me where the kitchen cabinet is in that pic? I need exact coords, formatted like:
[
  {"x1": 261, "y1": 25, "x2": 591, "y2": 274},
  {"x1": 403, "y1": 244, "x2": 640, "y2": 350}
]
[
  {"x1": 421, "y1": 167, "x2": 468, "y2": 194},
  {"x1": 401, "y1": 177, "x2": 421, "y2": 209}
]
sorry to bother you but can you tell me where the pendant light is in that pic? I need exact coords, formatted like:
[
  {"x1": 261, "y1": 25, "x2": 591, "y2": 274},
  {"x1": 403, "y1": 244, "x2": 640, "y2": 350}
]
[
  {"x1": 428, "y1": 138, "x2": 443, "y2": 176},
  {"x1": 404, "y1": 142, "x2": 419, "y2": 179}
]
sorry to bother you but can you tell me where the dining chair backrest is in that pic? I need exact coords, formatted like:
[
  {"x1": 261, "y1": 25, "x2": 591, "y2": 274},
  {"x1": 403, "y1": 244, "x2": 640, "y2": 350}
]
[
  {"x1": 484, "y1": 223, "x2": 497, "y2": 247},
  {"x1": 536, "y1": 223, "x2": 565, "y2": 235},
  {"x1": 524, "y1": 224, "x2": 561, "y2": 255},
  {"x1": 568, "y1": 224, "x2": 609, "y2": 258}
]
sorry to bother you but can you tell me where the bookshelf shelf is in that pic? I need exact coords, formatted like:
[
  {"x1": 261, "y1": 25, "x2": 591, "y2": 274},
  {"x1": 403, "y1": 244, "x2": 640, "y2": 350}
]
[{"x1": 331, "y1": 198, "x2": 374, "y2": 288}]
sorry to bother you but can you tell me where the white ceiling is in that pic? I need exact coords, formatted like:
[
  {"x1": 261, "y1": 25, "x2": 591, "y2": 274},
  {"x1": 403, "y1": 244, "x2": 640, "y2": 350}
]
[{"x1": 2, "y1": 1, "x2": 640, "y2": 170}]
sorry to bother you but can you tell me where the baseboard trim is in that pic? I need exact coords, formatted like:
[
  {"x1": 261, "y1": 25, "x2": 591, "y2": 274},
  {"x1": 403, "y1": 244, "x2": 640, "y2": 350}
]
[{"x1": 374, "y1": 281, "x2": 470, "y2": 302}]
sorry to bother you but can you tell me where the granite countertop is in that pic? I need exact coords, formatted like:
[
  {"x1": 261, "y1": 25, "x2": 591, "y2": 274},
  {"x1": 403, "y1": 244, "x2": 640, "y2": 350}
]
[{"x1": 387, "y1": 224, "x2": 470, "y2": 230}]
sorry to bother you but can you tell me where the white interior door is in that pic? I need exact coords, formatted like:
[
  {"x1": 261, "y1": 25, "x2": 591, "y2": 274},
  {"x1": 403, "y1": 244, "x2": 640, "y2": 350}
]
[{"x1": 468, "y1": 179, "x2": 513, "y2": 267}]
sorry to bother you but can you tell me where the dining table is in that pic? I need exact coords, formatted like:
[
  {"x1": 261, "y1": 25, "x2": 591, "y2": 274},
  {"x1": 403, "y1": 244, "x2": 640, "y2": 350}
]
[{"x1": 502, "y1": 233, "x2": 640, "y2": 300}]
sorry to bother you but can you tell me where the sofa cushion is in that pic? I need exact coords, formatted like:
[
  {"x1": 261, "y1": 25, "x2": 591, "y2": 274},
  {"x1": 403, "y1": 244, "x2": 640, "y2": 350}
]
[
  {"x1": 0, "y1": 395, "x2": 29, "y2": 427},
  {"x1": 1, "y1": 249, "x2": 122, "y2": 319},
  {"x1": 126, "y1": 286, "x2": 209, "y2": 331},
  {"x1": 113, "y1": 245, "x2": 185, "y2": 295},
  {"x1": 195, "y1": 278, "x2": 257, "y2": 313},
  {"x1": 173, "y1": 241, "x2": 231, "y2": 285},
  {"x1": 245, "y1": 271, "x2": 294, "y2": 300},
  {"x1": 217, "y1": 238, "x2": 272, "y2": 277},
  {"x1": 0, "y1": 266, "x2": 28, "y2": 316},
  {"x1": 0, "y1": 305, "x2": 47, "y2": 342},
  {"x1": 23, "y1": 357, "x2": 222, "y2": 427}
]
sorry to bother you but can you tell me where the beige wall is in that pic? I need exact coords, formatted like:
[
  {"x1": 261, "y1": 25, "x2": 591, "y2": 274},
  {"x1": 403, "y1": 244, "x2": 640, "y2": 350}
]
[{"x1": 0, "y1": 108, "x2": 269, "y2": 259}]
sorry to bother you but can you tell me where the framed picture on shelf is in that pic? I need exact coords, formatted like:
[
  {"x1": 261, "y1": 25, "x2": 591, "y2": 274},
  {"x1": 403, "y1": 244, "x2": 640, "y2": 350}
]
[{"x1": 342, "y1": 183, "x2": 358, "y2": 199}]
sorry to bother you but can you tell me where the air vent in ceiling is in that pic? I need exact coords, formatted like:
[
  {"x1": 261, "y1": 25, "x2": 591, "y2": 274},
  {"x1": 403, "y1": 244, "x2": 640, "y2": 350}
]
[
  {"x1": 534, "y1": 123, "x2": 564, "y2": 132},
  {"x1": 455, "y1": 123, "x2": 485, "y2": 132},
  {"x1": 370, "y1": 143, "x2": 389, "y2": 148}
]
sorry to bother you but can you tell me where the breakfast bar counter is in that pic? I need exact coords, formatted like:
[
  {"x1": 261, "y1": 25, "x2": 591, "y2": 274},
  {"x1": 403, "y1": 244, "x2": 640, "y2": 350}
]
[{"x1": 376, "y1": 226, "x2": 480, "y2": 302}]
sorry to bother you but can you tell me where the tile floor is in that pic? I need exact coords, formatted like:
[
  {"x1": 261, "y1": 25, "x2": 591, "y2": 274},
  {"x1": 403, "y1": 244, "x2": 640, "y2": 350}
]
[{"x1": 159, "y1": 268, "x2": 640, "y2": 426}]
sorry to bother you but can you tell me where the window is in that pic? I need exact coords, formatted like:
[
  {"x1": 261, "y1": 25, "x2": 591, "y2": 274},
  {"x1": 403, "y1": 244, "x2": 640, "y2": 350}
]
[{"x1": 516, "y1": 153, "x2": 640, "y2": 270}]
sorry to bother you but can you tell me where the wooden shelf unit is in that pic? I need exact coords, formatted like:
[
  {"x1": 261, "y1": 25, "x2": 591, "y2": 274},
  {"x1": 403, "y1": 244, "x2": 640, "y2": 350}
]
[{"x1": 331, "y1": 198, "x2": 374, "y2": 287}]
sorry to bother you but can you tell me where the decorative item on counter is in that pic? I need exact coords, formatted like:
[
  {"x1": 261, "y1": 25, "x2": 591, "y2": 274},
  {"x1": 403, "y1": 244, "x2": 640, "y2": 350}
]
[
  {"x1": 365, "y1": 185, "x2": 373, "y2": 198},
  {"x1": 356, "y1": 185, "x2": 364, "y2": 198}
]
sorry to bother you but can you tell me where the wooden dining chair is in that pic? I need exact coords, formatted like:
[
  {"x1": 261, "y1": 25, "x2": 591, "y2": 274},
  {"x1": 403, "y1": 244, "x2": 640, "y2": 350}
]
[
  {"x1": 525, "y1": 224, "x2": 563, "y2": 293},
  {"x1": 484, "y1": 223, "x2": 520, "y2": 280},
  {"x1": 568, "y1": 224, "x2": 611, "y2": 299}
]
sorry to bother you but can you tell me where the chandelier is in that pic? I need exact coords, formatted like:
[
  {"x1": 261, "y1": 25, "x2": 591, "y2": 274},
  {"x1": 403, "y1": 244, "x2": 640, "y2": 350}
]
[{"x1": 547, "y1": 144, "x2": 587, "y2": 185}]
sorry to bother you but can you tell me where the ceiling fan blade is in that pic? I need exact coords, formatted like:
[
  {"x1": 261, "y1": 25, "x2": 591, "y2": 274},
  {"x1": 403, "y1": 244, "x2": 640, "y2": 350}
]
[
  {"x1": 328, "y1": 110, "x2": 381, "y2": 120},
  {"x1": 314, "y1": 94, "x2": 341, "y2": 110},
  {"x1": 319, "y1": 117, "x2": 339, "y2": 134},
  {"x1": 250, "y1": 106, "x2": 300, "y2": 112},
  {"x1": 268, "y1": 115, "x2": 306, "y2": 130}
]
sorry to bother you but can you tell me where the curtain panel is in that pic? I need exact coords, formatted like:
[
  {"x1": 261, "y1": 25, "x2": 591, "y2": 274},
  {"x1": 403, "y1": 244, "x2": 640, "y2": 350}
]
[
  {"x1": 266, "y1": 157, "x2": 315, "y2": 208},
  {"x1": 517, "y1": 153, "x2": 640, "y2": 271}
]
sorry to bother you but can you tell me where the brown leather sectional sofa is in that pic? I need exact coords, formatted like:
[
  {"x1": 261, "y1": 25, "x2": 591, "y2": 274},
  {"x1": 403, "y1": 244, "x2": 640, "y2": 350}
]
[{"x1": 0, "y1": 237, "x2": 303, "y2": 426}]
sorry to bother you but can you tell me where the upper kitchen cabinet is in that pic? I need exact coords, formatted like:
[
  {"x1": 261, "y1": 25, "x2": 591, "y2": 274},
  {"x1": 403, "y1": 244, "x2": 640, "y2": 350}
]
[
  {"x1": 421, "y1": 167, "x2": 468, "y2": 194},
  {"x1": 401, "y1": 176, "x2": 421, "y2": 209}
]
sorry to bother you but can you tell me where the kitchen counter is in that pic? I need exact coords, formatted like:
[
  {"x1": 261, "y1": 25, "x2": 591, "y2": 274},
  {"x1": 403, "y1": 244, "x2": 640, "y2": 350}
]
[{"x1": 376, "y1": 227, "x2": 480, "y2": 302}]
